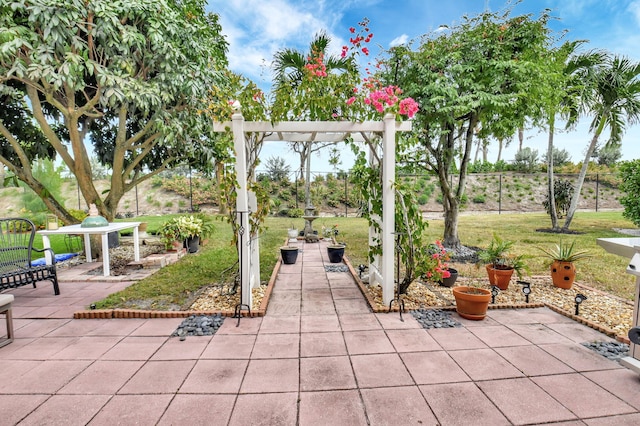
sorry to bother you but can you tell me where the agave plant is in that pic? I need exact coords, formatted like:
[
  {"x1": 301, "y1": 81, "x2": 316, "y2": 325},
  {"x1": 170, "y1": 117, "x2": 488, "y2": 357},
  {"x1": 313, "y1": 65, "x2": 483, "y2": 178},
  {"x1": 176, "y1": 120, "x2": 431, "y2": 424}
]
[{"x1": 539, "y1": 240, "x2": 592, "y2": 263}]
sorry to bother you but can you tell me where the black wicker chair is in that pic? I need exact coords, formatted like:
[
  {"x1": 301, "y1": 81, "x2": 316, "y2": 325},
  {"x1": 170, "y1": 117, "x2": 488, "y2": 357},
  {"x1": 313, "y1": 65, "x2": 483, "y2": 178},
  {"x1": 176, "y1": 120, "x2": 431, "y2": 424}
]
[{"x1": 0, "y1": 218, "x2": 60, "y2": 295}]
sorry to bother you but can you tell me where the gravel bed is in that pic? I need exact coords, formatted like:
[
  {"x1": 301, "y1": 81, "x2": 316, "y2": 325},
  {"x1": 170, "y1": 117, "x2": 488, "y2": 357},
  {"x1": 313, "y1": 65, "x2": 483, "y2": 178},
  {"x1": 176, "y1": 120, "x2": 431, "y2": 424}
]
[
  {"x1": 171, "y1": 314, "x2": 225, "y2": 340},
  {"x1": 411, "y1": 308, "x2": 461, "y2": 329},
  {"x1": 325, "y1": 264, "x2": 350, "y2": 272},
  {"x1": 364, "y1": 275, "x2": 634, "y2": 338},
  {"x1": 582, "y1": 341, "x2": 630, "y2": 360},
  {"x1": 189, "y1": 284, "x2": 267, "y2": 311}
]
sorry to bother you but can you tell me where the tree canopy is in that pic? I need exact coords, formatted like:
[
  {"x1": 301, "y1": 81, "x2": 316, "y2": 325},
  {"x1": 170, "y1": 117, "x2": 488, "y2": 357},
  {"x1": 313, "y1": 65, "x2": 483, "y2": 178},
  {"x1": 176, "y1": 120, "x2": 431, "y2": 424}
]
[
  {"x1": 392, "y1": 8, "x2": 555, "y2": 248},
  {"x1": 0, "y1": 0, "x2": 228, "y2": 221}
]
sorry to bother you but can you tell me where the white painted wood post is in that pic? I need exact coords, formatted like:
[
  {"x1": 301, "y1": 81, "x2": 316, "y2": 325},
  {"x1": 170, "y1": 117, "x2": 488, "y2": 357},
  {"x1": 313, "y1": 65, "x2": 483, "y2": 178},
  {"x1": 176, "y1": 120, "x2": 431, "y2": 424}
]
[
  {"x1": 231, "y1": 111, "x2": 252, "y2": 308},
  {"x1": 382, "y1": 113, "x2": 396, "y2": 305},
  {"x1": 248, "y1": 191, "x2": 260, "y2": 289},
  {"x1": 368, "y1": 143, "x2": 382, "y2": 287}
]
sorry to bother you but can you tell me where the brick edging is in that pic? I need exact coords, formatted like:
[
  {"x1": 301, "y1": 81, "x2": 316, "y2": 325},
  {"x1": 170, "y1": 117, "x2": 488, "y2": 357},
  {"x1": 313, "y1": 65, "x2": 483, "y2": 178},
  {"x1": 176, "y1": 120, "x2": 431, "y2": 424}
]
[
  {"x1": 348, "y1": 262, "x2": 630, "y2": 344},
  {"x1": 73, "y1": 260, "x2": 282, "y2": 320},
  {"x1": 73, "y1": 252, "x2": 633, "y2": 345}
]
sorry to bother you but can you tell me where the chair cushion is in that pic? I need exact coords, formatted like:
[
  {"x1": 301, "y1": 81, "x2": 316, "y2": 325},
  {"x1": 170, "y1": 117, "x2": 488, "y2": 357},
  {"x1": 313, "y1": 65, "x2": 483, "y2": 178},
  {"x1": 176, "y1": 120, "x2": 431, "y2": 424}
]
[{"x1": 0, "y1": 294, "x2": 14, "y2": 311}]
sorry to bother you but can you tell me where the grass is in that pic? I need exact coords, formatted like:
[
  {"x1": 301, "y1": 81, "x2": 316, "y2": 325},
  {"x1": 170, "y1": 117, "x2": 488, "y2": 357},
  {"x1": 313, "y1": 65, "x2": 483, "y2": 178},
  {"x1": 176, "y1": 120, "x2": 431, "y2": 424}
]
[{"x1": 93, "y1": 211, "x2": 638, "y2": 310}]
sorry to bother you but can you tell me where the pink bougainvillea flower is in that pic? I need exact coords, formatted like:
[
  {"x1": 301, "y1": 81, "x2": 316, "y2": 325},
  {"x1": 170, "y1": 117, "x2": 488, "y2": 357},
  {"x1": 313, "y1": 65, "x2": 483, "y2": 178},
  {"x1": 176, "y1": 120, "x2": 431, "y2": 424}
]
[
  {"x1": 399, "y1": 98, "x2": 419, "y2": 118},
  {"x1": 346, "y1": 97, "x2": 356, "y2": 105}
]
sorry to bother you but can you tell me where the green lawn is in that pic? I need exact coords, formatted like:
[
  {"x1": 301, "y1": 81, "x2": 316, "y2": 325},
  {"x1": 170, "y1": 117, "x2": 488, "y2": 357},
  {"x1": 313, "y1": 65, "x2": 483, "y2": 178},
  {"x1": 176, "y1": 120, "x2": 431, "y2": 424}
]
[{"x1": 93, "y1": 211, "x2": 638, "y2": 310}]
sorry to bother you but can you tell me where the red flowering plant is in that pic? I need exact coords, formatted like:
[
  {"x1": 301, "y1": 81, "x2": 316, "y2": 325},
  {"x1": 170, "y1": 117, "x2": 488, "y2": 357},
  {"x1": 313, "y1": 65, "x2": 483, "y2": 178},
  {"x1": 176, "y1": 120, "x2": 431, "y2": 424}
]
[{"x1": 422, "y1": 240, "x2": 452, "y2": 282}]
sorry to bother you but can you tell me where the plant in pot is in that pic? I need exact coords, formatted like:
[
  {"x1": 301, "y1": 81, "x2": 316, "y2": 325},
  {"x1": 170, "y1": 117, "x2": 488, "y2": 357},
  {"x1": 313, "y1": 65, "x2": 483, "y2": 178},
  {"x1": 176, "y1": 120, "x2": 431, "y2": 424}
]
[
  {"x1": 280, "y1": 244, "x2": 299, "y2": 264},
  {"x1": 425, "y1": 241, "x2": 457, "y2": 287},
  {"x1": 176, "y1": 215, "x2": 204, "y2": 253},
  {"x1": 326, "y1": 224, "x2": 347, "y2": 263},
  {"x1": 452, "y1": 284, "x2": 492, "y2": 320},
  {"x1": 287, "y1": 223, "x2": 299, "y2": 239},
  {"x1": 538, "y1": 240, "x2": 591, "y2": 289},
  {"x1": 477, "y1": 234, "x2": 527, "y2": 290}
]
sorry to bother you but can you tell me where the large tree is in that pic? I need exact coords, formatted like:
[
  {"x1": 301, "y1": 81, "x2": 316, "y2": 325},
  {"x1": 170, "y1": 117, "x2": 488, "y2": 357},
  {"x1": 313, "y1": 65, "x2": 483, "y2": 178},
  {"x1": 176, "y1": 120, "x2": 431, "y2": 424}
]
[
  {"x1": 562, "y1": 54, "x2": 640, "y2": 230},
  {"x1": 0, "y1": 0, "x2": 228, "y2": 222},
  {"x1": 397, "y1": 8, "x2": 553, "y2": 249}
]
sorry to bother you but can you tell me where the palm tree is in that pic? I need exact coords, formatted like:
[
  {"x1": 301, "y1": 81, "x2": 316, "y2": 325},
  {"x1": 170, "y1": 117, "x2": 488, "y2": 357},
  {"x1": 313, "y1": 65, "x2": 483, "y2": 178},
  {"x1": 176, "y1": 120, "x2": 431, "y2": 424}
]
[
  {"x1": 562, "y1": 54, "x2": 640, "y2": 230},
  {"x1": 272, "y1": 31, "x2": 355, "y2": 94},
  {"x1": 543, "y1": 42, "x2": 605, "y2": 230},
  {"x1": 272, "y1": 31, "x2": 357, "y2": 215}
]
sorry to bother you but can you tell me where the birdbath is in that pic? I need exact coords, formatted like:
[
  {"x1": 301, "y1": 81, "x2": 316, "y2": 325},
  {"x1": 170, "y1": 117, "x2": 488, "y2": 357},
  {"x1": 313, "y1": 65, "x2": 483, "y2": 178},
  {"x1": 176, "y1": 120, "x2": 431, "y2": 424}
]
[
  {"x1": 597, "y1": 237, "x2": 640, "y2": 374},
  {"x1": 302, "y1": 215, "x2": 319, "y2": 243}
]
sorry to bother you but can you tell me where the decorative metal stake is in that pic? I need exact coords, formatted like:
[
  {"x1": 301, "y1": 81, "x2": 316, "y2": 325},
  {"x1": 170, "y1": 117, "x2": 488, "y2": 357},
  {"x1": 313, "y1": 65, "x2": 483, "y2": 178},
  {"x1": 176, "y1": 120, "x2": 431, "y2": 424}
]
[
  {"x1": 491, "y1": 285, "x2": 500, "y2": 304},
  {"x1": 234, "y1": 210, "x2": 251, "y2": 327},
  {"x1": 388, "y1": 232, "x2": 406, "y2": 321},
  {"x1": 517, "y1": 280, "x2": 531, "y2": 303},
  {"x1": 574, "y1": 293, "x2": 587, "y2": 316}
]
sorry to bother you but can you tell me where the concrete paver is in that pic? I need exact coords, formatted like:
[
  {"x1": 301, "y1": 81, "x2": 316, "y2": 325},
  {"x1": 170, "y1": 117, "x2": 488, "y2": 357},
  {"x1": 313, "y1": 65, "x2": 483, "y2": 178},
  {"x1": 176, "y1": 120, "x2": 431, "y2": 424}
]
[{"x1": 1, "y1": 240, "x2": 639, "y2": 425}]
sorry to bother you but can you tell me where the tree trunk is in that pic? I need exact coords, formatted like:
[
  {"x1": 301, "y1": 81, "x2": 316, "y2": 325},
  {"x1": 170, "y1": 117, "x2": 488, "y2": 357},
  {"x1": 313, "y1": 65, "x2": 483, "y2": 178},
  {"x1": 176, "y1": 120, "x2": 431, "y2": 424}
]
[
  {"x1": 547, "y1": 117, "x2": 559, "y2": 230},
  {"x1": 441, "y1": 113, "x2": 478, "y2": 250},
  {"x1": 562, "y1": 115, "x2": 606, "y2": 230},
  {"x1": 304, "y1": 142, "x2": 313, "y2": 214},
  {"x1": 518, "y1": 127, "x2": 524, "y2": 151},
  {"x1": 496, "y1": 138, "x2": 504, "y2": 162}
]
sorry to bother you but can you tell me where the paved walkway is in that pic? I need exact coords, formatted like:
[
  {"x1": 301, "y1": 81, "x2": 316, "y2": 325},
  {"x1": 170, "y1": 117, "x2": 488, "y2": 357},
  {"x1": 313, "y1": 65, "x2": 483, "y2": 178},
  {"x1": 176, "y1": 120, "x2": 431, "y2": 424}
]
[{"x1": 1, "y1": 241, "x2": 640, "y2": 425}]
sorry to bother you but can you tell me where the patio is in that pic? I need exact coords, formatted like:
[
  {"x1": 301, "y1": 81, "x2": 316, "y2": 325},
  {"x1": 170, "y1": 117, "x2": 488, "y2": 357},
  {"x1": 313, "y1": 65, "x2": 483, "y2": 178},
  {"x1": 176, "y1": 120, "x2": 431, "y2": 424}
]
[{"x1": 1, "y1": 241, "x2": 640, "y2": 425}]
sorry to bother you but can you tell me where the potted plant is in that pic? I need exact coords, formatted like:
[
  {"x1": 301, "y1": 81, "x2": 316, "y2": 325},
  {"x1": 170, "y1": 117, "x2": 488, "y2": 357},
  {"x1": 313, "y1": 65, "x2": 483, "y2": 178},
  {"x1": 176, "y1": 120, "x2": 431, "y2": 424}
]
[
  {"x1": 477, "y1": 234, "x2": 527, "y2": 290},
  {"x1": 327, "y1": 243, "x2": 345, "y2": 263},
  {"x1": 280, "y1": 245, "x2": 299, "y2": 264},
  {"x1": 176, "y1": 215, "x2": 204, "y2": 253},
  {"x1": 287, "y1": 224, "x2": 299, "y2": 239},
  {"x1": 158, "y1": 218, "x2": 183, "y2": 251},
  {"x1": 424, "y1": 241, "x2": 457, "y2": 287},
  {"x1": 158, "y1": 215, "x2": 211, "y2": 253},
  {"x1": 452, "y1": 285, "x2": 492, "y2": 320},
  {"x1": 539, "y1": 240, "x2": 591, "y2": 289}
]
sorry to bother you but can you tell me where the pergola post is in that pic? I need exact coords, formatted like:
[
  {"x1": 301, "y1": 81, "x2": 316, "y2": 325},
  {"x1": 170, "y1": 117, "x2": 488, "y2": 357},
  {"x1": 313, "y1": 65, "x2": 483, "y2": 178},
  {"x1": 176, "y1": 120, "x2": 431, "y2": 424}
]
[
  {"x1": 231, "y1": 112, "x2": 252, "y2": 308},
  {"x1": 368, "y1": 144, "x2": 382, "y2": 287},
  {"x1": 381, "y1": 113, "x2": 396, "y2": 305}
]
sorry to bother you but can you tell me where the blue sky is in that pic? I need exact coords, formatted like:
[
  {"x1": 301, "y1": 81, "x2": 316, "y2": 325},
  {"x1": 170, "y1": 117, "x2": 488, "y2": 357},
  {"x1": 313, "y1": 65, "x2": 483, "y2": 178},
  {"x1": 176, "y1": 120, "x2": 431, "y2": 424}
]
[{"x1": 207, "y1": 0, "x2": 640, "y2": 171}]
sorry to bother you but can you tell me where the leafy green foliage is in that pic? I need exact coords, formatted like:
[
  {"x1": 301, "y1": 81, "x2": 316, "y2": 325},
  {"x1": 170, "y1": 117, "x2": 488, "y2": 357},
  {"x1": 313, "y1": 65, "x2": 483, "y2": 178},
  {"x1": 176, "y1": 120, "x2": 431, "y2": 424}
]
[
  {"x1": 0, "y1": 0, "x2": 228, "y2": 222},
  {"x1": 619, "y1": 160, "x2": 640, "y2": 226},
  {"x1": 394, "y1": 7, "x2": 554, "y2": 247},
  {"x1": 543, "y1": 178, "x2": 574, "y2": 218},
  {"x1": 19, "y1": 159, "x2": 66, "y2": 213},
  {"x1": 513, "y1": 148, "x2": 540, "y2": 172}
]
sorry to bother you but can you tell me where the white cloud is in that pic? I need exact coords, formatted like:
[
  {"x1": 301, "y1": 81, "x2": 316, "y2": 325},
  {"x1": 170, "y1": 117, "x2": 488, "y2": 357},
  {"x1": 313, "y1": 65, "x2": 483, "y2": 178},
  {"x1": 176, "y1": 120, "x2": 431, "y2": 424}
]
[
  {"x1": 389, "y1": 34, "x2": 409, "y2": 47},
  {"x1": 210, "y1": 0, "x2": 347, "y2": 87},
  {"x1": 627, "y1": 0, "x2": 640, "y2": 26}
]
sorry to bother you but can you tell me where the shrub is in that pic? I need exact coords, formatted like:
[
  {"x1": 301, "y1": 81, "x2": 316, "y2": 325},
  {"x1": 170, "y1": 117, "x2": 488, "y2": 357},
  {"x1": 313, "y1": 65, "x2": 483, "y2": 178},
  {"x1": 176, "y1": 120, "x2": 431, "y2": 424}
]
[
  {"x1": 542, "y1": 178, "x2": 574, "y2": 218},
  {"x1": 472, "y1": 195, "x2": 486, "y2": 203},
  {"x1": 619, "y1": 160, "x2": 640, "y2": 226}
]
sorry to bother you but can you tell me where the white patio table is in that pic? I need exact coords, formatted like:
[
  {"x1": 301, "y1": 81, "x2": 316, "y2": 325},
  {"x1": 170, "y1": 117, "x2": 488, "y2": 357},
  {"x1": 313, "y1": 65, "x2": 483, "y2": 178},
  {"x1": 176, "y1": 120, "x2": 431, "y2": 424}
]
[{"x1": 38, "y1": 222, "x2": 141, "y2": 277}]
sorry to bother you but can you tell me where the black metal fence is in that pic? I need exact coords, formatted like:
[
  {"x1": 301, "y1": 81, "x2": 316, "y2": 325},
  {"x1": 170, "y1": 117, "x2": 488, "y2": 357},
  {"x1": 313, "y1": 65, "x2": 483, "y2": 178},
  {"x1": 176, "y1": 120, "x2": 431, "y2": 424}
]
[{"x1": 255, "y1": 171, "x2": 622, "y2": 217}]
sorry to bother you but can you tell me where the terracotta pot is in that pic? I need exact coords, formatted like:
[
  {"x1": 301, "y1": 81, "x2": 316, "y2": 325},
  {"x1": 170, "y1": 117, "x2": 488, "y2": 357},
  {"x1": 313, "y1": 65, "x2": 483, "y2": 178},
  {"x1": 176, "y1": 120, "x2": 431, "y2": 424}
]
[
  {"x1": 486, "y1": 265, "x2": 514, "y2": 290},
  {"x1": 551, "y1": 260, "x2": 576, "y2": 289},
  {"x1": 452, "y1": 286, "x2": 491, "y2": 320}
]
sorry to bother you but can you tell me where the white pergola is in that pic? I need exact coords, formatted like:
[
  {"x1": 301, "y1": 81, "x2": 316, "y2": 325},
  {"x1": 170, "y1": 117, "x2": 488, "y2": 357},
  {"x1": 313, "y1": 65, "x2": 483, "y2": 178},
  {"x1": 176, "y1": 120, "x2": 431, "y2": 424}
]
[{"x1": 213, "y1": 111, "x2": 412, "y2": 309}]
